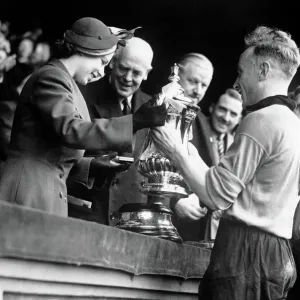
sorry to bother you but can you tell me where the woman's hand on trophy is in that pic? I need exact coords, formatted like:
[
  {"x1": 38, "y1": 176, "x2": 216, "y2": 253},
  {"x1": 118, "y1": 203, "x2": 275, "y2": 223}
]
[
  {"x1": 132, "y1": 100, "x2": 167, "y2": 133},
  {"x1": 89, "y1": 152, "x2": 131, "y2": 177},
  {"x1": 174, "y1": 193, "x2": 208, "y2": 220}
]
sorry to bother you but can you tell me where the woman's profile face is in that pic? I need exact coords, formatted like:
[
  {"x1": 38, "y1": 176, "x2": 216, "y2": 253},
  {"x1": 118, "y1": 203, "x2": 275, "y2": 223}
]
[{"x1": 74, "y1": 52, "x2": 114, "y2": 85}]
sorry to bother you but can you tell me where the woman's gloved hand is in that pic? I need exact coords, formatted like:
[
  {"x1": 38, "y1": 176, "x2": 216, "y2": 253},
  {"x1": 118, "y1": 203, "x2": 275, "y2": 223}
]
[
  {"x1": 132, "y1": 81, "x2": 184, "y2": 133},
  {"x1": 132, "y1": 101, "x2": 167, "y2": 133},
  {"x1": 89, "y1": 152, "x2": 132, "y2": 177}
]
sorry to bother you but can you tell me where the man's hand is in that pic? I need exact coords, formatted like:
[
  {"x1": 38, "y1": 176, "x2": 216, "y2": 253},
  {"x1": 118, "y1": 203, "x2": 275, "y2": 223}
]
[
  {"x1": 174, "y1": 193, "x2": 208, "y2": 220},
  {"x1": 212, "y1": 210, "x2": 223, "y2": 220},
  {"x1": 151, "y1": 123, "x2": 186, "y2": 165}
]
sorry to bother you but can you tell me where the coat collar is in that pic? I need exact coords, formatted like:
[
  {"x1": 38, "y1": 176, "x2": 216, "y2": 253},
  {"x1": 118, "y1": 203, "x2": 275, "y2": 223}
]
[
  {"x1": 246, "y1": 95, "x2": 296, "y2": 114},
  {"x1": 47, "y1": 59, "x2": 72, "y2": 79}
]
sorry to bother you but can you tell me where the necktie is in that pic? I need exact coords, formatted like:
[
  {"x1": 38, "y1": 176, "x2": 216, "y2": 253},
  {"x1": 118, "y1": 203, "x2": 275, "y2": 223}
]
[
  {"x1": 122, "y1": 98, "x2": 131, "y2": 115},
  {"x1": 217, "y1": 135, "x2": 224, "y2": 159}
]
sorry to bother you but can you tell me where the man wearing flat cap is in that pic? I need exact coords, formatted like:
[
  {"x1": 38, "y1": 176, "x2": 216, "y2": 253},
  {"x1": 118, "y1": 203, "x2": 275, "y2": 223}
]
[{"x1": 0, "y1": 17, "x2": 179, "y2": 216}]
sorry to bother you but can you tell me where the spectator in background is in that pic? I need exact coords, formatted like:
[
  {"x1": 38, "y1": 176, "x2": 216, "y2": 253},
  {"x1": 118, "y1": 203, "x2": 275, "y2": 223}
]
[
  {"x1": 200, "y1": 88, "x2": 242, "y2": 241},
  {"x1": 6, "y1": 35, "x2": 36, "y2": 93},
  {"x1": 5, "y1": 28, "x2": 43, "y2": 93},
  {"x1": 30, "y1": 40, "x2": 52, "y2": 71},
  {"x1": 287, "y1": 84, "x2": 300, "y2": 300},
  {"x1": 0, "y1": 20, "x2": 10, "y2": 38},
  {"x1": 171, "y1": 52, "x2": 214, "y2": 241},
  {"x1": 0, "y1": 34, "x2": 52, "y2": 172},
  {"x1": 290, "y1": 85, "x2": 300, "y2": 118},
  {"x1": 17, "y1": 39, "x2": 53, "y2": 92},
  {"x1": 16, "y1": 37, "x2": 35, "y2": 64},
  {"x1": 0, "y1": 33, "x2": 17, "y2": 176}
]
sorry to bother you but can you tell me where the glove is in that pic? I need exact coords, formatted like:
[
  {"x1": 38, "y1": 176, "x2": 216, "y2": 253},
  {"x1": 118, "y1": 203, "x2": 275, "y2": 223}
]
[
  {"x1": 89, "y1": 152, "x2": 132, "y2": 177},
  {"x1": 132, "y1": 100, "x2": 167, "y2": 133}
]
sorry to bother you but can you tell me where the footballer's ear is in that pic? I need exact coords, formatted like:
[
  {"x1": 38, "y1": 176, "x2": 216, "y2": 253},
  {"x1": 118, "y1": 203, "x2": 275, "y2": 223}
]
[{"x1": 259, "y1": 61, "x2": 270, "y2": 81}]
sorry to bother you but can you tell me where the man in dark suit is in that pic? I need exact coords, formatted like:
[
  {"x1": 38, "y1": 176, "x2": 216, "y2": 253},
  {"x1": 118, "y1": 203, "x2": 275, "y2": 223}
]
[
  {"x1": 172, "y1": 53, "x2": 242, "y2": 241},
  {"x1": 68, "y1": 37, "x2": 154, "y2": 225},
  {"x1": 194, "y1": 88, "x2": 242, "y2": 240}
]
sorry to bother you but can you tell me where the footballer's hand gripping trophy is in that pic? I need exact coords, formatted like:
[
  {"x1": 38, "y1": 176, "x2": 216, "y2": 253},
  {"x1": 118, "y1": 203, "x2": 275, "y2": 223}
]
[{"x1": 116, "y1": 64, "x2": 200, "y2": 243}]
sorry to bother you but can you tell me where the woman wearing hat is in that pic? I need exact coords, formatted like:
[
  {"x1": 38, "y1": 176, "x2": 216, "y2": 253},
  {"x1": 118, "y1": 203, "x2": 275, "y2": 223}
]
[{"x1": 0, "y1": 17, "x2": 176, "y2": 216}]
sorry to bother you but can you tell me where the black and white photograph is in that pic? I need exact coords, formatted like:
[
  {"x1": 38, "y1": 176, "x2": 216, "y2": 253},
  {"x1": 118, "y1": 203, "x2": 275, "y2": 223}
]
[{"x1": 0, "y1": 1, "x2": 300, "y2": 299}]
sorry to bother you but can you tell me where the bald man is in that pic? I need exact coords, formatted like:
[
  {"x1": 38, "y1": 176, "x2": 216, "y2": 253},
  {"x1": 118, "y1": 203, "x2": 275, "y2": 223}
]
[
  {"x1": 172, "y1": 53, "x2": 216, "y2": 241},
  {"x1": 67, "y1": 37, "x2": 154, "y2": 225}
]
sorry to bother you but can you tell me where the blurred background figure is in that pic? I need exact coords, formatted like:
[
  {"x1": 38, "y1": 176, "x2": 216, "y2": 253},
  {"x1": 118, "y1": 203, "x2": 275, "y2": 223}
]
[
  {"x1": 290, "y1": 85, "x2": 300, "y2": 119},
  {"x1": 0, "y1": 29, "x2": 18, "y2": 177},
  {"x1": 287, "y1": 84, "x2": 300, "y2": 300},
  {"x1": 0, "y1": 23, "x2": 51, "y2": 177},
  {"x1": 7, "y1": 27, "x2": 43, "y2": 94},
  {"x1": 29, "y1": 40, "x2": 52, "y2": 71},
  {"x1": 0, "y1": 20, "x2": 10, "y2": 38}
]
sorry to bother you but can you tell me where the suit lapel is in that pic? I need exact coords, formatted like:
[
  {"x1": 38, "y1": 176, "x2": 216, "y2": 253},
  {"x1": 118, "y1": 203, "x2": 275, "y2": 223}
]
[
  {"x1": 192, "y1": 113, "x2": 215, "y2": 167},
  {"x1": 92, "y1": 78, "x2": 123, "y2": 118},
  {"x1": 131, "y1": 89, "x2": 150, "y2": 113}
]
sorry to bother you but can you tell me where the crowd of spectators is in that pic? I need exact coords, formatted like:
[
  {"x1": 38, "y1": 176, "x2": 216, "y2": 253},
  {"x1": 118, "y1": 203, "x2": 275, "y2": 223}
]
[{"x1": 0, "y1": 20, "x2": 52, "y2": 172}]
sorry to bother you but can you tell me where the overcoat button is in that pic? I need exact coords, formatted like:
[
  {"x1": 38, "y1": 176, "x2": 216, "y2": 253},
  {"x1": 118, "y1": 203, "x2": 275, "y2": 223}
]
[
  {"x1": 110, "y1": 212, "x2": 117, "y2": 220},
  {"x1": 59, "y1": 192, "x2": 63, "y2": 198},
  {"x1": 112, "y1": 179, "x2": 119, "y2": 186}
]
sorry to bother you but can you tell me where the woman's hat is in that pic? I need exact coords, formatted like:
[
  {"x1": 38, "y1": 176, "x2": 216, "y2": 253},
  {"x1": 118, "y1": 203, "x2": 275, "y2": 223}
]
[{"x1": 64, "y1": 17, "x2": 118, "y2": 56}]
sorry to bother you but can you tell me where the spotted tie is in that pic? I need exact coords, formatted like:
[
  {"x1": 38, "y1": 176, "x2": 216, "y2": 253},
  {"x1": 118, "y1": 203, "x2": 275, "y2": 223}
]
[
  {"x1": 217, "y1": 135, "x2": 224, "y2": 159},
  {"x1": 122, "y1": 98, "x2": 131, "y2": 115}
]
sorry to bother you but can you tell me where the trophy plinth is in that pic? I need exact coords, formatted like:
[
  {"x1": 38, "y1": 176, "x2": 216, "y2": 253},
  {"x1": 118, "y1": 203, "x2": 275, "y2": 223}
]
[
  {"x1": 116, "y1": 203, "x2": 182, "y2": 243},
  {"x1": 115, "y1": 64, "x2": 199, "y2": 243}
]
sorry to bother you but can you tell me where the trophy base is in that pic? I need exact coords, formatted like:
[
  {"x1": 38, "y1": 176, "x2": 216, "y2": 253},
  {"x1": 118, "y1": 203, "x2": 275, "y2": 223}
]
[
  {"x1": 141, "y1": 183, "x2": 189, "y2": 199},
  {"x1": 115, "y1": 203, "x2": 183, "y2": 244}
]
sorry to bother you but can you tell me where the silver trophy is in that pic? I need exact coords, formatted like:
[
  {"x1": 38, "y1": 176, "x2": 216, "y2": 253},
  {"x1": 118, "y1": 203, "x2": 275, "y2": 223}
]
[{"x1": 115, "y1": 64, "x2": 200, "y2": 243}]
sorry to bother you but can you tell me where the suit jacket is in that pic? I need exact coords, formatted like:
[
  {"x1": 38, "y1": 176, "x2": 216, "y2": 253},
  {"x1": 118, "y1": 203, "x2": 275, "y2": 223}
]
[
  {"x1": 173, "y1": 111, "x2": 234, "y2": 241},
  {"x1": 68, "y1": 76, "x2": 151, "y2": 225},
  {"x1": 0, "y1": 59, "x2": 133, "y2": 216}
]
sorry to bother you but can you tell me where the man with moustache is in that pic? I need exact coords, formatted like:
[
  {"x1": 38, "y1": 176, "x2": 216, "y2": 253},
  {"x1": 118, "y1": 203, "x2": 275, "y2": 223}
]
[{"x1": 68, "y1": 37, "x2": 155, "y2": 225}]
